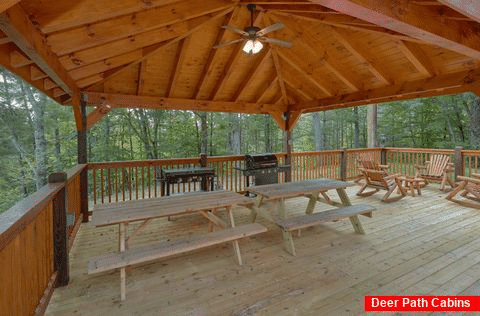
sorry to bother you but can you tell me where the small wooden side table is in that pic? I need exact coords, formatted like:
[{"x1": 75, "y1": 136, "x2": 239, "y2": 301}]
[{"x1": 398, "y1": 176, "x2": 426, "y2": 197}]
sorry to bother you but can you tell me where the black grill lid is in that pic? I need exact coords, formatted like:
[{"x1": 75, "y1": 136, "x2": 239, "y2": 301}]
[{"x1": 245, "y1": 154, "x2": 278, "y2": 169}]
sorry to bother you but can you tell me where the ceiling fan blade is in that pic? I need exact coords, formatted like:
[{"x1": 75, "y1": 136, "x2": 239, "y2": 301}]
[
  {"x1": 222, "y1": 24, "x2": 249, "y2": 37},
  {"x1": 256, "y1": 22, "x2": 285, "y2": 36},
  {"x1": 213, "y1": 38, "x2": 244, "y2": 49},
  {"x1": 259, "y1": 37, "x2": 292, "y2": 48}
]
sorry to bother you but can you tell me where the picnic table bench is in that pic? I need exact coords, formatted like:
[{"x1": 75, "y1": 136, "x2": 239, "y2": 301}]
[
  {"x1": 88, "y1": 190, "x2": 267, "y2": 300},
  {"x1": 247, "y1": 179, "x2": 375, "y2": 255}
]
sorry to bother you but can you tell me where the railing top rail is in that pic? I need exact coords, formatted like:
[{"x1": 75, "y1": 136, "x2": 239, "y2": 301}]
[
  {"x1": 383, "y1": 147, "x2": 456, "y2": 155},
  {"x1": 0, "y1": 164, "x2": 86, "y2": 251},
  {"x1": 0, "y1": 182, "x2": 63, "y2": 250},
  {"x1": 292, "y1": 150, "x2": 343, "y2": 156},
  {"x1": 462, "y1": 150, "x2": 480, "y2": 155},
  {"x1": 346, "y1": 148, "x2": 382, "y2": 153},
  {"x1": 66, "y1": 164, "x2": 87, "y2": 184}
]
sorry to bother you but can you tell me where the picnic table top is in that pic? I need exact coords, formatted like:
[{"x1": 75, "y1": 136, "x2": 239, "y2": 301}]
[
  {"x1": 91, "y1": 190, "x2": 253, "y2": 227},
  {"x1": 247, "y1": 179, "x2": 353, "y2": 200}
]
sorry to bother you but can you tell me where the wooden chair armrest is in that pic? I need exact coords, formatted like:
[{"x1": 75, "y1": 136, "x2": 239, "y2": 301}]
[
  {"x1": 457, "y1": 176, "x2": 480, "y2": 185},
  {"x1": 384, "y1": 173, "x2": 401, "y2": 180},
  {"x1": 471, "y1": 173, "x2": 480, "y2": 179},
  {"x1": 379, "y1": 164, "x2": 389, "y2": 170}
]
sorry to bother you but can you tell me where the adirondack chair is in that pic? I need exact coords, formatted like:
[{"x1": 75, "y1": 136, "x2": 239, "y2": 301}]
[
  {"x1": 446, "y1": 173, "x2": 480, "y2": 209},
  {"x1": 357, "y1": 168, "x2": 406, "y2": 202},
  {"x1": 356, "y1": 153, "x2": 388, "y2": 171},
  {"x1": 415, "y1": 154, "x2": 454, "y2": 191},
  {"x1": 355, "y1": 153, "x2": 388, "y2": 183}
]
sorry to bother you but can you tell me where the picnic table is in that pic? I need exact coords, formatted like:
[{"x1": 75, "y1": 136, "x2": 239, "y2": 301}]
[
  {"x1": 88, "y1": 190, "x2": 267, "y2": 300},
  {"x1": 247, "y1": 179, "x2": 375, "y2": 255}
]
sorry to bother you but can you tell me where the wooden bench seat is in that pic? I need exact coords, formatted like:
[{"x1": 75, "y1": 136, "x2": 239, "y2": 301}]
[
  {"x1": 88, "y1": 223, "x2": 268, "y2": 299},
  {"x1": 275, "y1": 204, "x2": 375, "y2": 256}
]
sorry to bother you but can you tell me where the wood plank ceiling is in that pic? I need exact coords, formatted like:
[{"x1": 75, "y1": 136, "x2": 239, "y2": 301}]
[{"x1": 1, "y1": 0, "x2": 480, "y2": 130}]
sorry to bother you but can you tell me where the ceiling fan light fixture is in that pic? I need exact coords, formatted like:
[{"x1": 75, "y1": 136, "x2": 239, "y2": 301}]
[{"x1": 243, "y1": 39, "x2": 263, "y2": 55}]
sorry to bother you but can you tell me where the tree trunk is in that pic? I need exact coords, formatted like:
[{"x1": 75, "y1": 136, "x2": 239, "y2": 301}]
[
  {"x1": 464, "y1": 95, "x2": 480, "y2": 149},
  {"x1": 264, "y1": 115, "x2": 273, "y2": 152},
  {"x1": 312, "y1": 112, "x2": 325, "y2": 151},
  {"x1": 199, "y1": 112, "x2": 208, "y2": 154},
  {"x1": 367, "y1": 104, "x2": 377, "y2": 148},
  {"x1": 353, "y1": 107, "x2": 360, "y2": 148},
  {"x1": 439, "y1": 98, "x2": 456, "y2": 146},
  {"x1": 24, "y1": 86, "x2": 48, "y2": 189},
  {"x1": 229, "y1": 113, "x2": 241, "y2": 155}
]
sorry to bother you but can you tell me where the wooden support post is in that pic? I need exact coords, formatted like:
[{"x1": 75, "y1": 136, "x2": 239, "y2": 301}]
[
  {"x1": 380, "y1": 146, "x2": 387, "y2": 166},
  {"x1": 283, "y1": 112, "x2": 293, "y2": 182},
  {"x1": 200, "y1": 153, "x2": 208, "y2": 191},
  {"x1": 49, "y1": 172, "x2": 69, "y2": 287},
  {"x1": 340, "y1": 147, "x2": 348, "y2": 181},
  {"x1": 454, "y1": 146, "x2": 464, "y2": 181},
  {"x1": 78, "y1": 95, "x2": 89, "y2": 222}
]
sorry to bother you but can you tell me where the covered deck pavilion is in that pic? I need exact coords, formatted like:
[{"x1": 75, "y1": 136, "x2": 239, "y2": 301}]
[
  {"x1": 1, "y1": 0, "x2": 480, "y2": 315},
  {"x1": 46, "y1": 185, "x2": 480, "y2": 315}
]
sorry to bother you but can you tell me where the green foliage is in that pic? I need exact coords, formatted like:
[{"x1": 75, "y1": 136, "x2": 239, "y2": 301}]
[{"x1": 1, "y1": 63, "x2": 480, "y2": 214}]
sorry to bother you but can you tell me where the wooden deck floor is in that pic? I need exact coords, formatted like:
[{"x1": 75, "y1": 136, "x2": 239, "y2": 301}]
[{"x1": 46, "y1": 184, "x2": 480, "y2": 316}]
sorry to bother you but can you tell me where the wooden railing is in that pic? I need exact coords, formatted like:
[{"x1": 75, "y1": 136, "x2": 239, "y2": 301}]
[
  {"x1": 2, "y1": 146, "x2": 480, "y2": 314},
  {"x1": 0, "y1": 164, "x2": 87, "y2": 316},
  {"x1": 88, "y1": 147, "x2": 480, "y2": 206}
]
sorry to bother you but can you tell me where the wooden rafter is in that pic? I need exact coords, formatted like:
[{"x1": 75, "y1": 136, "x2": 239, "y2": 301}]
[
  {"x1": 436, "y1": 0, "x2": 480, "y2": 24},
  {"x1": 46, "y1": 0, "x2": 234, "y2": 56},
  {"x1": 233, "y1": 48, "x2": 271, "y2": 102},
  {"x1": 211, "y1": 10, "x2": 264, "y2": 101},
  {"x1": 257, "y1": 76, "x2": 278, "y2": 104},
  {"x1": 294, "y1": 37, "x2": 361, "y2": 91},
  {"x1": 84, "y1": 92, "x2": 287, "y2": 114},
  {"x1": 277, "y1": 50, "x2": 334, "y2": 97},
  {"x1": 87, "y1": 7, "x2": 235, "y2": 90},
  {"x1": 292, "y1": 67, "x2": 480, "y2": 113},
  {"x1": 59, "y1": 19, "x2": 193, "y2": 70},
  {"x1": 271, "y1": 48, "x2": 288, "y2": 105},
  {"x1": 136, "y1": 61, "x2": 147, "y2": 95},
  {"x1": 193, "y1": 11, "x2": 235, "y2": 99},
  {"x1": 284, "y1": 79, "x2": 313, "y2": 101},
  {"x1": 0, "y1": 4, "x2": 79, "y2": 96},
  {"x1": 308, "y1": 0, "x2": 480, "y2": 59},
  {"x1": 329, "y1": 27, "x2": 393, "y2": 85},
  {"x1": 209, "y1": 43, "x2": 243, "y2": 100},
  {"x1": 272, "y1": 12, "x2": 361, "y2": 91},
  {"x1": 274, "y1": 11, "x2": 422, "y2": 44},
  {"x1": 167, "y1": 38, "x2": 187, "y2": 98},
  {"x1": 395, "y1": 40, "x2": 438, "y2": 77},
  {"x1": 36, "y1": 0, "x2": 183, "y2": 34},
  {"x1": 0, "y1": 0, "x2": 19, "y2": 13}
]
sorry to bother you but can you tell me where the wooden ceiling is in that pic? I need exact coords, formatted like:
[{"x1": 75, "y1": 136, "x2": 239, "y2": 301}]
[{"x1": 1, "y1": 0, "x2": 480, "y2": 130}]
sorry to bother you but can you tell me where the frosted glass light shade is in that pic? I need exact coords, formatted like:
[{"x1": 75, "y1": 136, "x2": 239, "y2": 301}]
[{"x1": 243, "y1": 39, "x2": 263, "y2": 54}]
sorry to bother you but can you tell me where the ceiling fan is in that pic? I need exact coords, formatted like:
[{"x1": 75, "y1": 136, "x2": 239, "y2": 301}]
[{"x1": 214, "y1": 4, "x2": 292, "y2": 55}]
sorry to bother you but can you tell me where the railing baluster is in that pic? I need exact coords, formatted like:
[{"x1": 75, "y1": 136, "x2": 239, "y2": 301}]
[
  {"x1": 108, "y1": 169, "x2": 111, "y2": 203},
  {"x1": 93, "y1": 169, "x2": 97, "y2": 205}
]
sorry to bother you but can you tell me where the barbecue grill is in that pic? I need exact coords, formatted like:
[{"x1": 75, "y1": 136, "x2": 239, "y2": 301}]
[{"x1": 237, "y1": 154, "x2": 290, "y2": 186}]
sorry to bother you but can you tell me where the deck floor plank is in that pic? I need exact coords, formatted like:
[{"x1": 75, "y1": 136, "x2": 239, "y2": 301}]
[{"x1": 45, "y1": 185, "x2": 480, "y2": 315}]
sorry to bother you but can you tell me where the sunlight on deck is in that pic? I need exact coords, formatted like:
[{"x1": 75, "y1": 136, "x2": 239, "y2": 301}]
[{"x1": 46, "y1": 184, "x2": 480, "y2": 316}]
